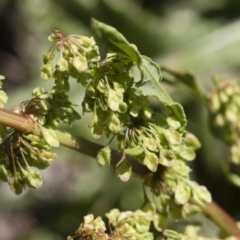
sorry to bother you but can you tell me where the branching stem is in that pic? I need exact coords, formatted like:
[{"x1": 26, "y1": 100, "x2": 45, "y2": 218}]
[{"x1": 0, "y1": 108, "x2": 240, "y2": 237}]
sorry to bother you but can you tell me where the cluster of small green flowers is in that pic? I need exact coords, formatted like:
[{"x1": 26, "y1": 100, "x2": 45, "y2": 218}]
[
  {"x1": 208, "y1": 77, "x2": 240, "y2": 164},
  {"x1": 82, "y1": 53, "x2": 135, "y2": 138},
  {"x1": 41, "y1": 28, "x2": 211, "y2": 220},
  {"x1": 67, "y1": 209, "x2": 153, "y2": 240},
  {"x1": 41, "y1": 29, "x2": 100, "y2": 92},
  {"x1": 106, "y1": 209, "x2": 153, "y2": 240},
  {"x1": 142, "y1": 161, "x2": 211, "y2": 230},
  {"x1": 0, "y1": 135, "x2": 54, "y2": 194},
  {"x1": 24, "y1": 87, "x2": 80, "y2": 127},
  {"x1": 0, "y1": 86, "x2": 80, "y2": 194},
  {"x1": 67, "y1": 214, "x2": 108, "y2": 240},
  {"x1": 162, "y1": 224, "x2": 240, "y2": 240}
]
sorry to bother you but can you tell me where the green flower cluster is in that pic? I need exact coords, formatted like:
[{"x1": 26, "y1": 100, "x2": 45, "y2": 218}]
[
  {"x1": 82, "y1": 53, "x2": 135, "y2": 138},
  {"x1": 24, "y1": 87, "x2": 80, "y2": 127},
  {"x1": 208, "y1": 77, "x2": 240, "y2": 164},
  {"x1": 143, "y1": 163, "x2": 211, "y2": 230},
  {"x1": 0, "y1": 86, "x2": 80, "y2": 194},
  {"x1": 67, "y1": 209, "x2": 153, "y2": 240},
  {"x1": 40, "y1": 25, "x2": 211, "y2": 217},
  {"x1": 162, "y1": 224, "x2": 239, "y2": 240},
  {"x1": 67, "y1": 214, "x2": 107, "y2": 240},
  {"x1": 41, "y1": 29, "x2": 100, "y2": 92},
  {"x1": 140, "y1": 129, "x2": 211, "y2": 226}
]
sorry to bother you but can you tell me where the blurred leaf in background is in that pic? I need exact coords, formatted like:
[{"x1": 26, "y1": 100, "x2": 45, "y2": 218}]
[{"x1": 1, "y1": 0, "x2": 240, "y2": 239}]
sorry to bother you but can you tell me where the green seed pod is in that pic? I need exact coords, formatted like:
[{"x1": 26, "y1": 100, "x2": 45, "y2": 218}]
[
  {"x1": 43, "y1": 51, "x2": 54, "y2": 64},
  {"x1": 163, "y1": 229, "x2": 183, "y2": 240},
  {"x1": 163, "y1": 129, "x2": 182, "y2": 146},
  {"x1": 97, "y1": 145, "x2": 111, "y2": 165},
  {"x1": 86, "y1": 84, "x2": 96, "y2": 98},
  {"x1": 72, "y1": 55, "x2": 88, "y2": 73},
  {"x1": 116, "y1": 158, "x2": 132, "y2": 182},
  {"x1": 40, "y1": 63, "x2": 53, "y2": 80},
  {"x1": 192, "y1": 184, "x2": 212, "y2": 205},
  {"x1": 108, "y1": 112, "x2": 122, "y2": 133},
  {"x1": 174, "y1": 181, "x2": 191, "y2": 205},
  {"x1": 32, "y1": 87, "x2": 45, "y2": 97},
  {"x1": 57, "y1": 55, "x2": 69, "y2": 72},
  {"x1": 142, "y1": 136, "x2": 158, "y2": 152},
  {"x1": 0, "y1": 163, "x2": 8, "y2": 182},
  {"x1": 181, "y1": 203, "x2": 201, "y2": 218},
  {"x1": 26, "y1": 167, "x2": 43, "y2": 189},
  {"x1": 125, "y1": 145, "x2": 144, "y2": 157},
  {"x1": 9, "y1": 177, "x2": 23, "y2": 195},
  {"x1": 41, "y1": 127, "x2": 59, "y2": 148},
  {"x1": 39, "y1": 99, "x2": 51, "y2": 111},
  {"x1": 48, "y1": 33, "x2": 58, "y2": 42},
  {"x1": 108, "y1": 89, "x2": 123, "y2": 112},
  {"x1": 39, "y1": 150, "x2": 57, "y2": 161},
  {"x1": 143, "y1": 150, "x2": 158, "y2": 172}
]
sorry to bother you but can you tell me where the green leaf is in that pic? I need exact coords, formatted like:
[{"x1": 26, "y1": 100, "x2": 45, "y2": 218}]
[
  {"x1": 41, "y1": 127, "x2": 60, "y2": 147},
  {"x1": 116, "y1": 158, "x2": 132, "y2": 182},
  {"x1": 91, "y1": 19, "x2": 141, "y2": 64},
  {"x1": 9, "y1": 178, "x2": 23, "y2": 195},
  {"x1": 161, "y1": 66, "x2": 207, "y2": 104},
  {"x1": 166, "y1": 103, "x2": 187, "y2": 131},
  {"x1": 97, "y1": 145, "x2": 111, "y2": 165},
  {"x1": 138, "y1": 56, "x2": 173, "y2": 105}
]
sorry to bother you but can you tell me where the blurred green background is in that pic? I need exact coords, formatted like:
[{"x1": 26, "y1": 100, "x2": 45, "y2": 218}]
[{"x1": 1, "y1": 0, "x2": 240, "y2": 239}]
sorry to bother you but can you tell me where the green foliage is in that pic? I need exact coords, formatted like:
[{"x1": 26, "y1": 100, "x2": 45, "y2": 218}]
[{"x1": 1, "y1": 16, "x2": 240, "y2": 240}]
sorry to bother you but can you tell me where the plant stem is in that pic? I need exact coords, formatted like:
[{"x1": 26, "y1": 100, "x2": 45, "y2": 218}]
[{"x1": 0, "y1": 108, "x2": 240, "y2": 237}]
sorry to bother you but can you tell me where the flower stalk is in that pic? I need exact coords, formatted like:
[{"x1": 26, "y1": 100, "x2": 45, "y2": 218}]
[{"x1": 0, "y1": 107, "x2": 240, "y2": 237}]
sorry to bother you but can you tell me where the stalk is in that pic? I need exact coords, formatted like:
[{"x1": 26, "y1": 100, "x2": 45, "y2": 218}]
[{"x1": 0, "y1": 107, "x2": 240, "y2": 237}]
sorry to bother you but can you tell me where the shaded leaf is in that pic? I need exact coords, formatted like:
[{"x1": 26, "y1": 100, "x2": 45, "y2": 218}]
[{"x1": 91, "y1": 19, "x2": 141, "y2": 64}]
